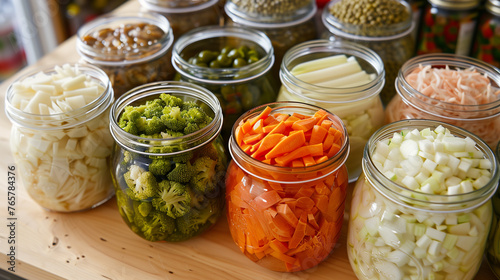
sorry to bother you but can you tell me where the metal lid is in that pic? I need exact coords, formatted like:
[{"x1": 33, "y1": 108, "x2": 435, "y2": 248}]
[
  {"x1": 428, "y1": 0, "x2": 481, "y2": 10},
  {"x1": 486, "y1": 0, "x2": 500, "y2": 16}
]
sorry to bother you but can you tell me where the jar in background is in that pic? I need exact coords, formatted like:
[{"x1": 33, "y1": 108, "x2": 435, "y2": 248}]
[
  {"x1": 5, "y1": 64, "x2": 115, "y2": 212},
  {"x1": 172, "y1": 26, "x2": 278, "y2": 142},
  {"x1": 138, "y1": 0, "x2": 222, "y2": 39},
  {"x1": 226, "y1": 102, "x2": 350, "y2": 272},
  {"x1": 385, "y1": 53, "x2": 500, "y2": 149},
  {"x1": 416, "y1": 0, "x2": 480, "y2": 56},
  {"x1": 405, "y1": 0, "x2": 427, "y2": 43},
  {"x1": 224, "y1": 0, "x2": 318, "y2": 79},
  {"x1": 322, "y1": 0, "x2": 414, "y2": 106},
  {"x1": 76, "y1": 12, "x2": 175, "y2": 98},
  {"x1": 487, "y1": 140, "x2": 500, "y2": 277},
  {"x1": 109, "y1": 81, "x2": 228, "y2": 242},
  {"x1": 471, "y1": 0, "x2": 500, "y2": 68},
  {"x1": 277, "y1": 39, "x2": 385, "y2": 183},
  {"x1": 348, "y1": 119, "x2": 498, "y2": 280}
]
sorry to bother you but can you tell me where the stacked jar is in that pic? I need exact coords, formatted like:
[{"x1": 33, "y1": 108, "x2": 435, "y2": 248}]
[
  {"x1": 109, "y1": 81, "x2": 228, "y2": 242},
  {"x1": 226, "y1": 102, "x2": 350, "y2": 272},
  {"x1": 416, "y1": 0, "x2": 481, "y2": 56},
  {"x1": 277, "y1": 39, "x2": 385, "y2": 182},
  {"x1": 348, "y1": 119, "x2": 498, "y2": 280},
  {"x1": 171, "y1": 26, "x2": 278, "y2": 142},
  {"x1": 5, "y1": 64, "x2": 115, "y2": 212},
  {"x1": 138, "y1": 0, "x2": 222, "y2": 39},
  {"x1": 77, "y1": 12, "x2": 175, "y2": 98},
  {"x1": 471, "y1": 0, "x2": 500, "y2": 68},
  {"x1": 385, "y1": 53, "x2": 500, "y2": 149},
  {"x1": 322, "y1": 0, "x2": 415, "y2": 106},
  {"x1": 224, "y1": 0, "x2": 318, "y2": 79}
]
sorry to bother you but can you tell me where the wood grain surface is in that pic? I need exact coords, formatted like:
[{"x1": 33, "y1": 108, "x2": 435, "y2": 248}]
[{"x1": 0, "y1": 1, "x2": 496, "y2": 279}]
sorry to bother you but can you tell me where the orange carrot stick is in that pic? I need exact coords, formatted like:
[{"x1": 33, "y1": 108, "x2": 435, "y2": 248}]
[
  {"x1": 277, "y1": 203, "x2": 299, "y2": 227},
  {"x1": 310, "y1": 125, "x2": 328, "y2": 145},
  {"x1": 292, "y1": 117, "x2": 318, "y2": 132},
  {"x1": 253, "y1": 133, "x2": 285, "y2": 159},
  {"x1": 265, "y1": 130, "x2": 306, "y2": 159},
  {"x1": 251, "y1": 190, "x2": 282, "y2": 210}
]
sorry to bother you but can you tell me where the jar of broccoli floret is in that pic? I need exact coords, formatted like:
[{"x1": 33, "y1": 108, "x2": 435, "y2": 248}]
[
  {"x1": 171, "y1": 25, "x2": 279, "y2": 142},
  {"x1": 348, "y1": 119, "x2": 499, "y2": 280},
  {"x1": 277, "y1": 39, "x2": 385, "y2": 183},
  {"x1": 487, "y1": 140, "x2": 500, "y2": 277},
  {"x1": 109, "y1": 81, "x2": 228, "y2": 242}
]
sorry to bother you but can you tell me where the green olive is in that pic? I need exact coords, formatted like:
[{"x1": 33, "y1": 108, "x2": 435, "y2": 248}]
[
  {"x1": 221, "y1": 46, "x2": 232, "y2": 55},
  {"x1": 197, "y1": 50, "x2": 218, "y2": 63},
  {"x1": 247, "y1": 50, "x2": 259, "y2": 59},
  {"x1": 227, "y1": 48, "x2": 241, "y2": 59},
  {"x1": 233, "y1": 58, "x2": 247, "y2": 68},
  {"x1": 217, "y1": 53, "x2": 232, "y2": 67},
  {"x1": 247, "y1": 56, "x2": 259, "y2": 64},
  {"x1": 209, "y1": 60, "x2": 221, "y2": 68}
]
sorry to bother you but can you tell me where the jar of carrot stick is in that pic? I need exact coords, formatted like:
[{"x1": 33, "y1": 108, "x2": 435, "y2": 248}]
[
  {"x1": 226, "y1": 101, "x2": 350, "y2": 272},
  {"x1": 385, "y1": 53, "x2": 500, "y2": 149}
]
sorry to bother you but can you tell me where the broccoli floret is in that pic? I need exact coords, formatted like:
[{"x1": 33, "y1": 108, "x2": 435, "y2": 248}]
[
  {"x1": 167, "y1": 163, "x2": 194, "y2": 183},
  {"x1": 118, "y1": 106, "x2": 144, "y2": 135},
  {"x1": 183, "y1": 123, "x2": 200, "y2": 135},
  {"x1": 176, "y1": 200, "x2": 220, "y2": 236},
  {"x1": 144, "y1": 99, "x2": 165, "y2": 118},
  {"x1": 137, "y1": 201, "x2": 153, "y2": 217},
  {"x1": 181, "y1": 100, "x2": 199, "y2": 111},
  {"x1": 152, "y1": 180, "x2": 191, "y2": 218},
  {"x1": 141, "y1": 211, "x2": 176, "y2": 242},
  {"x1": 149, "y1": 157, "x2": 172, "y2": 177},
  {"x1": 123, "y1": 165, "x2": 158, "y2": 200},
  {"x1": 161, "y1": 106, "x2": 187, "y2": 132},
  {"x1": 159, "y1": 93, "x2": 183, "y2": 107},
  {"x1": 142, "y1": 116, "x2": 166, "y2": 135},
  {"x1": 190, "y1": 157, "x2": 218, "y2": 194},
  {"x1": 183, "y1": 107, "x2": 209, "y2": 124}
]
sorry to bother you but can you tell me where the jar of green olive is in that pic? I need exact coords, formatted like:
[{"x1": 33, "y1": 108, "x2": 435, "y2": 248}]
[
  {"x1": 77, "y1": 12, "x2": 175, "y2": 98},
  {"x1": 138, "y1": 0, "x2": 222, "y2": 40},
  {"x1": 322, "y1": 0, "x2": 415, "y2": 106},
  {"x1": 224, "y1": 0, "x2": 318, "y2": 80},
  {"x1": 172, "y1": 26, "x2": 279, "y2": 142}
]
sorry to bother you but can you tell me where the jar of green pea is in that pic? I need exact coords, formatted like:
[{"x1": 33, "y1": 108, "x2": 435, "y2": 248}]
[{"x1": 171, "y1": 26, "x2": 279, "y2": 142}]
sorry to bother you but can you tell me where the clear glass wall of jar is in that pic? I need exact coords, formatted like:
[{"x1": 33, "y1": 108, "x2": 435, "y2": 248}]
[
  {"x1": 277, "y1": 39, "x2": 385, "y2": 183},
  {"x1": 224, "y1": 0, "x2": 318, "y2": 80},
  {"x1": 226, "y1": 102, "x2": 350, "y2": 272},
  {"x1": 348, "y1": 119, "x2": 499, "y2": 280},
  {"x1": 471, "y1": 0, "x2": 500, "y2": 68},
  {"x1": 385, "y1": 53, "x2": 500, "y2": 149},
  {"x1": 76, "y1": 12, "x2": 175, "y2": 99},
  {"x1": 172, "y1": 26, "x2": 278, "y2": 142},
  {"x1": 109, "y1": 81, "x2": 228, "y2": 242},
  {"x1": 487, "y1": 140, "x2": 500, "y2": 277},
  {"x1": 5, "y1": 64, "x2": 115, "y2": 212},
  {"x1": 322, "y1": 0, "x2": 415, "y2": 106},
  {"x1": 416, "y1": 0, "x2": 480, "y2": 56},
  {"x1": 138, "y1": 0, "x2": 222, "y2": 39}
]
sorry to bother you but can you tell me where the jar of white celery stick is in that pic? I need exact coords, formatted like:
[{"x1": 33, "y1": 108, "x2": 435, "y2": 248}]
[
  {"x1": 277, "y1": 39, "x2": 385, "y2": 182},
  {"x1": 5, "y1": 64, "x2": 115, "y2": 212},
  {"x1": 348, "y1": 119, "x2": 498, "y2": 280}
]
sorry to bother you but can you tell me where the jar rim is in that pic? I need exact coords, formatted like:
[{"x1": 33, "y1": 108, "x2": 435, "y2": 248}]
[
  {"x1": 363, "y1": 119, "x2": 499, "y2": 213},
  {"x1": 172, "y1": 25, "x2": 275, "y2": 84},
  {"x1": 280, "y1": 39, "x2": 386, "y2": 103},
  {"x1": 428, "y1": 0, "x2": 481, "y2": 10},
  {"x1": 229, "y1": 101, "x2": 350, "y2": 183},
  {"x1": 5, "y1": 63, "x2": 113, "y2": 130},
  {"x1": 224, "y1": 0, "x2": 317, "y2": 28},
  {"x1": 396, "y1": 53, "x2": 500, "y2": 118},
  {"x1": 138, "y1": 0, "x2": 219, "y2": 13},
  {"x1": 109, "y1": 81, "x2": 223, "y2": 156},
  {"x1": 76, "y1": 12, "x2": 174, "y2": 66},
  {"x1": 321, "y1": 0, "x2": 414, "y2": 41}
]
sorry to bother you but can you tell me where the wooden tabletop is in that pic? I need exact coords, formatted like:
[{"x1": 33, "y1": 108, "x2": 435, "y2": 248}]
[{"x1": 0, "y1": 1, "x2": 497, "y2": 279}]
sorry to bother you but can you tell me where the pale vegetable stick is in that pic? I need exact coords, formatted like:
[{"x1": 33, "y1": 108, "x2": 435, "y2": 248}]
[
  {"x1": 316, "y1": 71, "x2": 373, "y2": 87},
  {"x1": 290, "y1": 54, "x2": 348, "y2": 75},
  {"x1": 294, "y1": 60, "x2": 363, "y2": 84}
]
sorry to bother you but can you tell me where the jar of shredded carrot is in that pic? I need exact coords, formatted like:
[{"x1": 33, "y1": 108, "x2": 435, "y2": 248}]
[
  {"x1": 226, "y1": 101, "x2": 350, "y2": 272},
  {"x1": 385, "y1": 53, "x2": 500, "y2": 149}
]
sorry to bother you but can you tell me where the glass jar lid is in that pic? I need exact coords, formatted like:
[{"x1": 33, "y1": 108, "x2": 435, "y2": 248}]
[{"x1": 138, "y1": 0, "x2": 219, "y2": 13}]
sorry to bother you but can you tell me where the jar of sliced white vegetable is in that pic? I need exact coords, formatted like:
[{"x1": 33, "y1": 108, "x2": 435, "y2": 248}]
[
  {"x1": 487, "y1": 140, "x2": 500, "y2": 277},
  {"x1": 5, "y1": 64, "x2": 115, "y2": 212},
  {"x1": 277, "y1": 39, "x2": 385, "y2": 182},
  {"x1": 348, "y1": 119, "x2": 499, "y2": 280}
]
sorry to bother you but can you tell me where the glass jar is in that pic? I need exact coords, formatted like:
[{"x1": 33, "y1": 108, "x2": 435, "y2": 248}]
[
  {"x1": 322, "y1": 0, "x2": 415, "y2": 106},
  {"x1": 348, "y1": 119, "x2": 499, "y2": 280},
  {"x1": 277, "y1": 39, "x2": 385, "y2": 183},
  {"x1": 76, "y1": 12, "x2": 175, "y2": 98},
  {"x1": 471, "y1": 0, "x2": 500, "y2": 68},
  {"x1": 5, "y1": 64, "x2": 115, "y2": 212},
  {"x1": 172, "y1": 25, "x2": 278, "y2": 142},
  {"x1": 385, "y1": 53, "x2": 500, "y2": 149},
  {"x1": 109, "y1": 81, "x2": 228, "y2": 242},
  {"x1": 138, "y1": 0, "x2": 222, "y2": 39},
  {"x1": 416, "y1": 0, "x2": 480, "y2": 56},
  {"x1": 487, "y1": 140, "x2": 500, "y2": 277},
  {"x1": 224, "y1": 0, "x2": 318, "y2": 79},
  {"x1": 226, "y1": 102, "x2": 350, "y2": 272}
]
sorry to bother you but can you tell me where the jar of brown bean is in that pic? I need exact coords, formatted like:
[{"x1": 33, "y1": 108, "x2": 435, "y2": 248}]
[
  {"x1": 138, "y1": 0, "x2": 222, "y2": 40},
  {"x1": 322, "y1": 0, "x2": 415, "y2": 106},
  {"x1": 77, "y1": 12, "x2": 175, "y2": 98}
]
